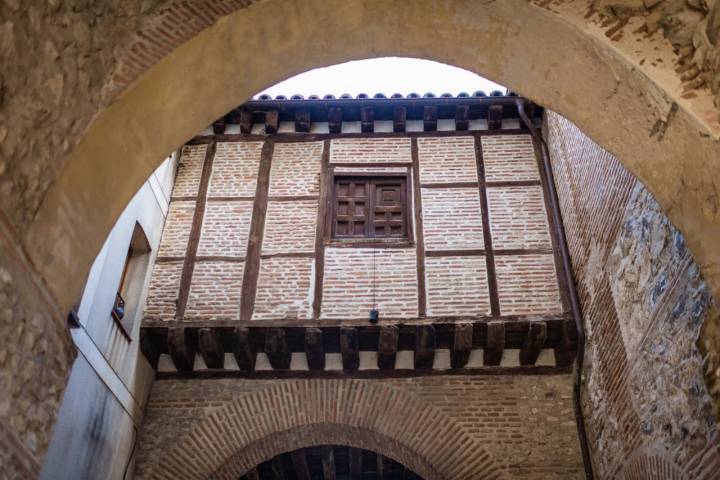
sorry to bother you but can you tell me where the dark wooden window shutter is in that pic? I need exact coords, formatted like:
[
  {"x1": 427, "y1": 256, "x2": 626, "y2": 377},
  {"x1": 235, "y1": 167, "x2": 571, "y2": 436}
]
[{"x1": 332, "y1": 176, "x2": 408, "y2": 239}]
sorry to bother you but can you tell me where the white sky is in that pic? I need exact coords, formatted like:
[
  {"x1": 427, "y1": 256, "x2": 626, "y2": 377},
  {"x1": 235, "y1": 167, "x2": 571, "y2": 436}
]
[{"x1": 255, "y1": 57, "x2": 506, "y2": 99}]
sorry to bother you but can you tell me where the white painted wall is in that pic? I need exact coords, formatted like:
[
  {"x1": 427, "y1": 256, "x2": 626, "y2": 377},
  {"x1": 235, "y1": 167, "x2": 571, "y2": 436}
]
[{"x1": 41, "y1": 155, "x2": 177, "y2": 480}]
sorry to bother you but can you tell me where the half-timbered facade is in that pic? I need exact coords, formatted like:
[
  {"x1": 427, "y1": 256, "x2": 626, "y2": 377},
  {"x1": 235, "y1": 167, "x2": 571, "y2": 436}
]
[
  {"x1": 136, "y1": 93, "x2": 585, "y2": 479},
  {"x1": 140, "y1": 94, "x2": 577, "y2": 379}
]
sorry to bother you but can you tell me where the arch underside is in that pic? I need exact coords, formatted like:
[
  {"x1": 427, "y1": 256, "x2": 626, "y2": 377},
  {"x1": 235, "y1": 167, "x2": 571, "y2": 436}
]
[{"x1": 26, "y1": 0, "x2": 720, "y2": 316}]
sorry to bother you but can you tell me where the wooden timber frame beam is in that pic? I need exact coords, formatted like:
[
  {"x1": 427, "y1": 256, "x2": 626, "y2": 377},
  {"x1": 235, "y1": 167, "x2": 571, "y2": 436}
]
[
  {"x1": 141, "y1": 315, "x2": 577, "y2": 377},
  {"x1": 212, "y1": 96, "x2": 540, "y2": 135}
]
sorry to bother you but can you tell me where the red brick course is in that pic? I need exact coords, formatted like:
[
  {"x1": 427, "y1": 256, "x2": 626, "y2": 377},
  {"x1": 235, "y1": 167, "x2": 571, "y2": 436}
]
[
  {"x1": 481, "y1": 135, "x2": 540, "y2": 182},
  {"x1": 329, "y1": 138, "x2": 412, "y2": 164},
  {"x1": 421, "y1": 187, "x2": 484, "y2": 251},
  {"x1": 172, "y1": 144, "x2": 207, "y2": 198},
  {"x1": 252, "y1": 257, "x2": 314, "y2": 320},
  {"x1": 208, "y1": 141, "x2": 263, "y2": 197},
  {"x1": 495, "y1": 254, "x2": 562, "y2": 315},
  {"x1": 425, "y1": 256, "x2": 490, "y2": 316},
  {"x1": 157, "y1": 201, "x2": 195, "y2": 257},
  {"x1": 487, "y1": 185, "x2": 551, "y2": 250},
  {"x1": 185, "y1": 261, "x2": 244, "y2": 321},
  {"x1": 268, "y1": 141, "x2": 322, "y2": 196},
  {"x1": 417, "y1": 136, "x2": 478, "y2": 184},
  {"x1": 198, "y1": 201, "x2": 253, "y2": 258},
  {"x1": 321, "y1": 248, "x2": 418, "y2": 319}
]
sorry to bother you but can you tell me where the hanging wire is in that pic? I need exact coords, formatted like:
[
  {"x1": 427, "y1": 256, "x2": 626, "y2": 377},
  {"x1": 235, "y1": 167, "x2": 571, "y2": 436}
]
[{"x1": 372, "y1": 247, "x2": 377, "y2": 310}]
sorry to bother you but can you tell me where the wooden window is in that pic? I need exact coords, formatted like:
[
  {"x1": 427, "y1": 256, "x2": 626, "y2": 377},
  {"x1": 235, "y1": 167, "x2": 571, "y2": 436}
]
[{"x1": 332, "y1": 176, "x2": 409, "y2": 239}]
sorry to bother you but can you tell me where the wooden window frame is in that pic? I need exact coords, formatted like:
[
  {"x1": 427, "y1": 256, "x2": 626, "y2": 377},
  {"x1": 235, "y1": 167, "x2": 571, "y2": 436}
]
[{"x1": 328, "y1": 171, "x2": 414, "y2": 247}]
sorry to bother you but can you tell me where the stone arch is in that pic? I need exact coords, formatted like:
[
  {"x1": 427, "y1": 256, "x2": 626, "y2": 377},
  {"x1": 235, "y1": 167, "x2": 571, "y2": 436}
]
[
  {"x1": 140, "y1": 380, "x2": 505, "y2": 480},
  {"x1": 24, "y1": 0, "x2": 720, "y2": 319}
]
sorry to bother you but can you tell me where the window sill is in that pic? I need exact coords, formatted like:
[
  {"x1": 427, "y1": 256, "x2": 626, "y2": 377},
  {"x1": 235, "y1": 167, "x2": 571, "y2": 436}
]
[{"x1": 325, "y1": 238, "x2": 415, "y2": 249}]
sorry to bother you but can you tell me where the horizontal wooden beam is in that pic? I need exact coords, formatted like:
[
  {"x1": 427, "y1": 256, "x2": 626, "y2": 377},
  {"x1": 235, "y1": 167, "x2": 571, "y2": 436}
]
[
  {"x1": 239, "y1": 110, "x2": 253, "y2": 134},
  {"x1": 455, "y1": 104, "x2": 469, "y2": 131},
  {"x1": 393, "y1": 106, "x2": 406, "y2": 132},
  {"x1": 488, "y1": 104, "x2": 503, "y2": 130},
  {"x1": 423, "y1": 105, "x2": 437, "y2": 131},
  {"x1": 232, "y1": 326, "x2": 255, "y2": 371}
]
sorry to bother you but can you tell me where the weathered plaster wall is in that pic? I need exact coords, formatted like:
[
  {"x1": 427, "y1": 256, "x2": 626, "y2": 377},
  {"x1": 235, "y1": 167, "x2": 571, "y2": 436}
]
[
  {"x1": 592, "y1": 0, "x2": 720, "y2": 108},
  {"x1": 546, "y1": 110, "x2": 720, "y2": 478},
  {"x1": 135, "y1": 375, "x2": 583, "y2": 479}
]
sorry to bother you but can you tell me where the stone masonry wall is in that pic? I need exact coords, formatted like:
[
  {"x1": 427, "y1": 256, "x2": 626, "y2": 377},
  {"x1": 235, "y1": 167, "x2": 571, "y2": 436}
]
[
  {"x1": 546, "y1": 110, "x2": 720, "y2": 478},
  {"x1": 135, "y1": 375, "x2": 583, "y2": 479}
]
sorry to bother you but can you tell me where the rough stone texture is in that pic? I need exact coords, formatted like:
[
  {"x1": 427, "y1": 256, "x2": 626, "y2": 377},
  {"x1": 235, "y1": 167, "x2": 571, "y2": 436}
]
[
  {"x1": 425, "y1": 256, "x2": 491, "y2": 316},
  {"x1": 591, "y1": 0, "x2": 720, "y2": 111},
  {"x1": 546, "y1": 110, "x2": 720, "y2": 478},
  {"x1": 252, "y1": 257, "x2": 314, "y2": 321},
  {"x1": 487, "y1": 185, "x2": 552, "y2": 250},
  {"x1": 135, "y1": 375, "x2": 583, "y2": 479},
  {"x1": 330, "y1": 138, "x2": 412, "y2": 164},
  {"x1": 0, "y1": 232, "x2": 74, "y2": 479},
  {"x1": 421, "y1": 187, "x2": 484, "y2": 251},
  {"x1": 417, "y1": 136, "x2": 478, "y2": 184},
  {"x1": 320, "y1": 248, "x2": 418, "y2": 319}
]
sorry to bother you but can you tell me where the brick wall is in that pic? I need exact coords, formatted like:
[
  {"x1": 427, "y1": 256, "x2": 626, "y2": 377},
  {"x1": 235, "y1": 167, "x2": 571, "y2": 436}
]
[
  {"x1": 157, "y1": 201, "x2": 195, "y2": 257},
  {"x1": 198, "y1": 201, "x2": 253, "y2": 257},
  {"x1": 330, "y1": 137, "x2": 412, "y2": 164},
  {"x1": 487, "y1": 186, "x2": 550, "y2": 250},
  {"x1": 268, "y1": 141, "x2": 322, "y2": 196},
  {"x1": 261, "y1": 200, "x2": 317, "y2": 255},
  {"x1": 144, "y1": 133, "x2": 565, "y2": 323},
  {"x1": 546, "y1": 111, "x2": 720, "y2": 478},
  {"x1": 417, "y1": 136, "x2": 477, "y2": 183},
  {"x1": 144, "y1": 262, "x2": 182, "y2": 322},
  {"x1": 172, "y1": 144, "x2": 206, "y2": 198},
  {"x1": 321, "y1": 248, "x2": 418, "y2": 319},
  {"x1": 185, "y1": 261, "x2": 244, "y2": 321},
  {"x1": 425, "y1": 256, "x2": 490, "y2": 316},
  {"x1": 421, "y1": 187, "x2": 484, "y2": 251},
  {"x1": 135, "y1": 375, "x2": 583, "y2": 479},
  {"x1": 208, "y1": 142, "x2": 263, "y2": 197},
  {"x1": 253, "y1": 257, "x2": 314, "y2": 320},
  {"x1": 481, "y1": 135, "x2": 540, "y2": 182}
]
